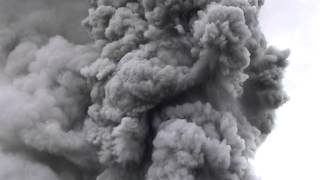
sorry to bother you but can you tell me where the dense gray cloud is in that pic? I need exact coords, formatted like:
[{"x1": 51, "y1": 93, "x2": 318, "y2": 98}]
[
  {"x1": 0, "y1": 1, "x2": 101, "y2": 179},
  {"x1": 0, "y1": 0, "x2": 289, "y2": 180},
  {"x1": 0, "y1": 36, "x2": 101, "y2": 179}
]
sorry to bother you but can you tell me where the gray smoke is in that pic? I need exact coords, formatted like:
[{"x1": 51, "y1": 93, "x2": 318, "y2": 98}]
[{"x1": 0, "y1": 0, "x2": 289, "y2": 180}]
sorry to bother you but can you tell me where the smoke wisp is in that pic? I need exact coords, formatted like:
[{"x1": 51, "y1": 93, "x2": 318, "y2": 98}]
[{"x1": 0, "y1": 0, "x2": 289, "y2": 180}]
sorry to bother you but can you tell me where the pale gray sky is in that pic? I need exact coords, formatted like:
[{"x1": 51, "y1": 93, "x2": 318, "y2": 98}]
[{"x1": 253, "y1": 0, "x2": 320, "y2": 179}]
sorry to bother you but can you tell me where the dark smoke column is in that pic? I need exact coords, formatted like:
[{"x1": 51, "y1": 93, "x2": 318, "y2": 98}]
[{"x1": 82, "y1": 0, "x2": 289, "y2": 180}]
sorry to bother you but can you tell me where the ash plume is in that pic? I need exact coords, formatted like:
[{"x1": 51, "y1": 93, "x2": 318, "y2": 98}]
[{"x1": 0, "y1": 0, "x2": 289, "y2": 180}]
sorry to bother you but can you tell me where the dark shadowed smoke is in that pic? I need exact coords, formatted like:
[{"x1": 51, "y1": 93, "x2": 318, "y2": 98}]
[{"x1": 0, "y1": 0, "x2": 289, "y2": 180}]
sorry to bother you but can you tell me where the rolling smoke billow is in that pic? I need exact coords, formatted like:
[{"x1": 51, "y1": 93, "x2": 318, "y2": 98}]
[{"x1": 0, "y1": 0, "x2": 289, "y2": 180}]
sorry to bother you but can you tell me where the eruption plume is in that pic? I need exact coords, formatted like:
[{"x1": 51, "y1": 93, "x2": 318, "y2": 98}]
[{"x1": 0, "y1": 0, "x2": 289, "y2": 180}]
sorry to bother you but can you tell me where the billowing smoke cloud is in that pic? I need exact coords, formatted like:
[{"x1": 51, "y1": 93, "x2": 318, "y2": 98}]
[
  {"x1": 0, "y1": 0, "x2": 289, "y2": 180},
  {"x1": 0, "y1": 0, "x2": 100, "y2": 179}
]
